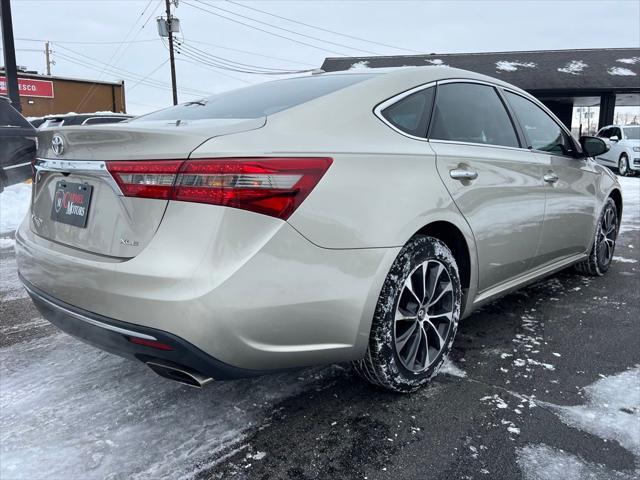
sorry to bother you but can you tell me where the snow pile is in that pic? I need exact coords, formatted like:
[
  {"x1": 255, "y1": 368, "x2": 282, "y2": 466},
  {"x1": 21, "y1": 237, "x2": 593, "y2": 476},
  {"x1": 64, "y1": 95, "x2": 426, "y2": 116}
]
[
  {"x1": 517, "y1": 444, "x2": 636, "y2": 480},
  {"x1": 440, "y1": 356, "x2": 467, "y2": 377},
  {"x1": 547, "y1": 367, "x2": 640, "y2": 456},
  {"x1": 557, "y1": 60, "x2": 588, "y2": 75},
  {"x1": 496, "y1": 61, "x2": 536, "y2": 72},
  {"x1": 0, "y1": 333, "x2": 330, "y2": 479},
  {"x1": 608, "y1": 67, "x2": 636, "y2": 76},
  {"x1": 617, "y1": 57, "x2": 640, "y2": 64},
  {"x1": 618, "y1": 176, "x2": 640, "y2": 236},
  {"x1": 0, "y1": 183, "x2": 31, "y2": 235},
  {"x1": 349, "y1": 61, "x2": 370, "y2": 70},
  {"x1": 518, "y1": 368, "x2": 640, "y2": 479},
  {"x1": 0, "y1": 254, "x2": 28, "y2": 301}
]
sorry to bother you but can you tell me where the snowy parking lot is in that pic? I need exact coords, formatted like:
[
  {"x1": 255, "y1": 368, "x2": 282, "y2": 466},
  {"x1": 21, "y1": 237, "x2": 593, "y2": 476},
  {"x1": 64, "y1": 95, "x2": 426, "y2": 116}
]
[{"x1": 1, "y1": 177, "x2": 639, "y2": 480}]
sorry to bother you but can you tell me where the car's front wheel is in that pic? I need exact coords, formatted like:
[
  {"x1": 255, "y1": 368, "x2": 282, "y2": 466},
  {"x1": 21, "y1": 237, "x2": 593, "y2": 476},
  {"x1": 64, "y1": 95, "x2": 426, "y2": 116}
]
[
  {"x1": 575, "y1": 197, "x2": 619, "y2": 276},
  {"x1": 353, "y1": 235, "x2": 462, "y2": 393},
  {"x1": 618, "y1": 154, "x2": 631, "y2": 177}
]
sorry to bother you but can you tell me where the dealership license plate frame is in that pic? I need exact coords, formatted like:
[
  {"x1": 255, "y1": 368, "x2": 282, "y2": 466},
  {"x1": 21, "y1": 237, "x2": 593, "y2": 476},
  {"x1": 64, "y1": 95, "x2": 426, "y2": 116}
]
[{"x1": 50, "y1": 181, "x2": 93, "y2": 228}]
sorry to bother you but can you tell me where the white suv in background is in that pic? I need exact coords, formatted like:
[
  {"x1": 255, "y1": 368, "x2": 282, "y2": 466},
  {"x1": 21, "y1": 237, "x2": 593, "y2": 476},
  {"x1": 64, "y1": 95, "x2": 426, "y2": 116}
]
[{"x1": 596, "y1": 124, "x2": 640, "y2": 176}]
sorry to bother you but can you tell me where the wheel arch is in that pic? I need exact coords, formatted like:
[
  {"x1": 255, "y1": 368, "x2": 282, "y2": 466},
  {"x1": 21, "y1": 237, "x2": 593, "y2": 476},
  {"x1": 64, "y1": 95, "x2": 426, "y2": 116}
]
[
  {"x1": 609, "y1": 188, "x2": 623, "y2": 224},
  {"x1": 413, "y1": 220, "x2": 473, "y2": 315}
]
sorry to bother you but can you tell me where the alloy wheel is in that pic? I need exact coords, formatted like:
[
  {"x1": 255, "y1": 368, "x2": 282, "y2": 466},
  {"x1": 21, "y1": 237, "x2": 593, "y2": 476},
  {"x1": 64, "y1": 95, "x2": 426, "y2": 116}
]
[
  {"x1": 619, "y1": 156, "x2": 629, "y2": 176},
  {"x1": 598, "y1": 204, "x2": 617, "y2": 266},
  {"x1": 394, "y1": 260, "x2": 455, "y2": 373}
]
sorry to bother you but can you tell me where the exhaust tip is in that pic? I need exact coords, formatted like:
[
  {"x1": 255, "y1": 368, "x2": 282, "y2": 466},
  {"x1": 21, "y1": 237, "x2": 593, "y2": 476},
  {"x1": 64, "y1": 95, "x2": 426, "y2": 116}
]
[{"x1": 146, "y1": 361, "x2": 213, "y2": 388}]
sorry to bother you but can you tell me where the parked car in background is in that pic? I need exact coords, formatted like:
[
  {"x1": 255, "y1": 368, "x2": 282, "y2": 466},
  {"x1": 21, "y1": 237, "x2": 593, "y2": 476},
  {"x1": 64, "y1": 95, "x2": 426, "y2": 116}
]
[
  {"x1": 596, "y1": 124, "x2": 640, "y2": 176},
  {"x1": 17, "y1": 67, "x2": 621, "y2": 392},
  {"x1": 32, "y1": 112, "x2": 133, "y2": 129},
  {"x1": 0, "y1": 96, "x2": 36, "y2": 193}
]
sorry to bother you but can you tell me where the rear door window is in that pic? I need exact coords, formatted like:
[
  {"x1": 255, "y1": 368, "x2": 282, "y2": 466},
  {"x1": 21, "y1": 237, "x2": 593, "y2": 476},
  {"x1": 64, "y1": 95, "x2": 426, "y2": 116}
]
[
  {"x1": 504, "y1": 91, "x2": 576, "y2": 157},
  {"x1": 381, "y1": 87, "x2": 434, "y2": 138},
  {"x1": 429, "y1": 83, "x2": 520, "y2": 148}
]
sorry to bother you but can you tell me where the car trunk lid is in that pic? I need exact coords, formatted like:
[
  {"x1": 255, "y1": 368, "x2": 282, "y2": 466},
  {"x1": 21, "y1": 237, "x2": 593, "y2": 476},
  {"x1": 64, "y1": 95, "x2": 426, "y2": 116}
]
[{"x1": 31, "y1": 118, "x2": 265, "y2": 258}]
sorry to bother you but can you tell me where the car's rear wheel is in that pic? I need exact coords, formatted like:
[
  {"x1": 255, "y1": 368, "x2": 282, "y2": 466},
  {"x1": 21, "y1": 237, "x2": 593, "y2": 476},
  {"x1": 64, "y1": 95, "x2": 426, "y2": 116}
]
[
  {"x1": 575, "y1": 197, "x2": 618, "y2": 277},
  {"x1": 618, "y1": 154, "x2": 630, "y2": 176},
  {"x1": 353, "y1": 235, "x2": 462, "y2": 393}
]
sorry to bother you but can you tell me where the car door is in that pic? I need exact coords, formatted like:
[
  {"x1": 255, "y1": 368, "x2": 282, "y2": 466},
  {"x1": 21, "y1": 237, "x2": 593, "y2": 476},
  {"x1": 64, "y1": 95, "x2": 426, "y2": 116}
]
[
  {"x1": 430, "y1": 81, "x2": 547, "y2": 294},
  {"x1": 0, "y1": 99, "x2": 37, "y2": 191},
  {"x1": 608, "y1": 126, "x2": 625, "y2": 163},
  {"x1": 503, "y1": 91, "x2": 598, "y2": 267},
  {"x1": 596, "y1": 127, "x2": 616, "y2": 166}
]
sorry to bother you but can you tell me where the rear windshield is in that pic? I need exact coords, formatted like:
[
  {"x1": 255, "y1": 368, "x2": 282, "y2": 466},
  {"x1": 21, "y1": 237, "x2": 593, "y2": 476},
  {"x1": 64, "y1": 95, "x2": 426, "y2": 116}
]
[{"x1": 134, "y1": 74, "x2": 375, "y2": 121}]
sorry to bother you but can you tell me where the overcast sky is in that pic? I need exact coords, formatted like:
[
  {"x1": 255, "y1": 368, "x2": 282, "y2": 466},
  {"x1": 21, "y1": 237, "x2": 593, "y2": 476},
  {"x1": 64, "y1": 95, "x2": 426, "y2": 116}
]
[{"x1": 4, "y1": 0, "x2": 640, "y2": 114}]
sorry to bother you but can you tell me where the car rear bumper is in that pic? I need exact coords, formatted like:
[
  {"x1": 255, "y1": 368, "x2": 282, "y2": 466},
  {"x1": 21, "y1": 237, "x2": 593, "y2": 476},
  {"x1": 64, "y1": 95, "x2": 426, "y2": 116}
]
[
  {"x1": 16, "y1": 202, "x2": 398, "y2": 371},
  {"x1": 21, "y1": 276, "x2": 265, "y2": 380}
]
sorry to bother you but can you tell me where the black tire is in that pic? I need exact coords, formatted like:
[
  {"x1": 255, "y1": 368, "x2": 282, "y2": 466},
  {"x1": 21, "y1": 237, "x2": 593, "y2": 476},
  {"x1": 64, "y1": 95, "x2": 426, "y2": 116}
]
[
  {"x1": 353, "y1": 235, "x2": 462, "y2": 393},
  {"x1": 618, "y1": 154, "x2": 631, "y2": 177},
  {"x1": 575, "y1": 198, "x2": 618, "y2": 276}
]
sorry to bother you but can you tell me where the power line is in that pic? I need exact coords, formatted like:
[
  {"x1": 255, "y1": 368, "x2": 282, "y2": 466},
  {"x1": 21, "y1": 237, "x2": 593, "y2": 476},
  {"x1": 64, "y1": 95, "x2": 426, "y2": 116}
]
[
  {"x1": 17, "y1": 37, "x2": 157, "y2": 45},
  {"x1": 55, "y1": 52, "x2": 205, "y2": 99},
  {"x1": 128, "y1": 58, "x2": 169, "y2": 91},
  {"x1": 184, "y1": 38, "x2": 316, "y2": 67},
  {"x1": 53, "y1": 47, "x2": 210, "y2": 96},
  {"x1": 176, "y1": 40, "x2": 314, "y2": 73},
  {"x1": 224, "y1": 0, "x2": 424, "y2": 54},
  {"x1": 181, "y1": 0, "x2": 350, "y2": 56},
  {"x1": 176, "y1": 43, "x2": 315, "y2": 75},
  {"x1": 194, "y1": 0, "x2": 381, "y2": 55},
  {"x1": 74, "y1": 0, "x2": 156, "y2": 111}
]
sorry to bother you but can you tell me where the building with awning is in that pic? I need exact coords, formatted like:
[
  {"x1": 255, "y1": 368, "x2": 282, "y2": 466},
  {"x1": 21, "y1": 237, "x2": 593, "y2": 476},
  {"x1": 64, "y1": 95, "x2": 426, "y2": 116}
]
[
  {"x1": 0, "y1": 68, "x2": 126, "y2": 117},
  {"x1": 320, "y1": 48, "x2": 640, "y2": 132}
]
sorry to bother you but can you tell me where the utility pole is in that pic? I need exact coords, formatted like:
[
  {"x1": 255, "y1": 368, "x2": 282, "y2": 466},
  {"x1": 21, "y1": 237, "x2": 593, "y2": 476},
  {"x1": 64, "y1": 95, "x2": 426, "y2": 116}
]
[
  {"x1": 165, "y1": 0, "x2": 178, "y2": 105},
  {"x1": 45, "y1": 41, "x2": 52, "y2": 75},
  {"x1": 0, "y1": 0, "x2": 21, "y2": 111}
]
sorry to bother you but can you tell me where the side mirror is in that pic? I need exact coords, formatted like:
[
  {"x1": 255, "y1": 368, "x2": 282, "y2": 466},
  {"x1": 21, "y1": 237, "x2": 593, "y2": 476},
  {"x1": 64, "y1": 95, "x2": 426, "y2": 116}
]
[
  {"x1": 580, "y1": 136, "x2": 610, "y2": 158},
  {"x1": 610, "y1": 135, "x2": 619, "y2": 142}
]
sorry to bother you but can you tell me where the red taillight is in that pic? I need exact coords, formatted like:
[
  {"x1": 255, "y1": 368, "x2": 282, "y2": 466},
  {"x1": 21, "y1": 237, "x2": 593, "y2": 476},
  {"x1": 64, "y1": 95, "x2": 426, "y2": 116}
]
[
  {"x1": 106, "y1": 160, "x2": 183, "y2": 199},
  {"x1": 127, "y1": 336, "x2": 174, "y2": 351},
  {"x1": 106, "y1": 157, "x2": 332, "y2": 220}
]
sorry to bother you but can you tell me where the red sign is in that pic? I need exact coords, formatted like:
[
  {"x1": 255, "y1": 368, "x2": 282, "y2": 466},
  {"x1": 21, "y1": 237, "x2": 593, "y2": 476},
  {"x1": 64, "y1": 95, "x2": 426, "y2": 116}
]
[{"x1": 0, "y1": 76, "x2": 54, "y2": 98}]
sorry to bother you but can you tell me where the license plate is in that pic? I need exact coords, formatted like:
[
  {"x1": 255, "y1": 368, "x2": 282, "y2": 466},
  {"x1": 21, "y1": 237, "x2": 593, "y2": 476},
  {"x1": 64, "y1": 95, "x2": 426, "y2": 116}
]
[{"x1": 50, "y1": 181, "x2": 93, "y2": 228}]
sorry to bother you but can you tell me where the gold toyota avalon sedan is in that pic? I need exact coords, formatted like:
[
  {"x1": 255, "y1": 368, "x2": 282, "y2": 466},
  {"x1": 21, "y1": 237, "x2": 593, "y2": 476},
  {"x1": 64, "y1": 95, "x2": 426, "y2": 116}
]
[{"x1": 16, "y1": 67, "x2": 621, "y2": 392}]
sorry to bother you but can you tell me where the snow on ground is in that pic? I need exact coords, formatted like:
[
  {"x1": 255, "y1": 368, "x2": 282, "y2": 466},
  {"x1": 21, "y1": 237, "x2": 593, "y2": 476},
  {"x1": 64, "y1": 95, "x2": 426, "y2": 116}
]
[
  {"x1": 517, "y1": 444, "x2": 635, "y2": 480},
  {"x1": 0, "y1": 332, "x2": 331, "y2": 480},
  {"x1": 518, "y1": 368, "x2": 640, "y2": 480},
  {"x1": 440, "y1": 356, "x2": 467, "y2": 378},
  {"x1": 618, "y1": 177, "x2": 640, "y2": 237},
  {"x1": 0, "y1": 254, "x2": 28, "y2": 302},
  {"x1": 546, "y1": 367, "x2": 640, "y2": 456},
  {"x1": 0, "y1": 183, "x2": 31, "y2": 235}
]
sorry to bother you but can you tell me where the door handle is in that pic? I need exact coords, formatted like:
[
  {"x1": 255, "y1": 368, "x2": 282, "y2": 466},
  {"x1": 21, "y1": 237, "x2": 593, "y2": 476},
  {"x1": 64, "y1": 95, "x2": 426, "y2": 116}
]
[
  {"x1": 543, "y1": 172, "x2": 559, "y2": 183},
  {"x1": 449, "y1": 169, "x2": 478, "y2": 181}
]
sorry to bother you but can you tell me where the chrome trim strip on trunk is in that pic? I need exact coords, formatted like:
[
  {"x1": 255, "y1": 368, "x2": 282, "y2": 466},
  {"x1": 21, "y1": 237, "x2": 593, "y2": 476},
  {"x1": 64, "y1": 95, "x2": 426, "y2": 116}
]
[
  {"x1": 34, "y1": 158, "x2": 123, "y2": 195},
  {"x1": 21, "y1": 281, "x2": 158, "y2": 341}
]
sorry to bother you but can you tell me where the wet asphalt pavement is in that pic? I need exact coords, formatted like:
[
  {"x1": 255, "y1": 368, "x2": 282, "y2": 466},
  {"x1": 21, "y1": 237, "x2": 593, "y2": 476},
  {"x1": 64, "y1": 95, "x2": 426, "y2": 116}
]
[{"x1": 0, "y1": 177, "x2": 638, "y2": 480}]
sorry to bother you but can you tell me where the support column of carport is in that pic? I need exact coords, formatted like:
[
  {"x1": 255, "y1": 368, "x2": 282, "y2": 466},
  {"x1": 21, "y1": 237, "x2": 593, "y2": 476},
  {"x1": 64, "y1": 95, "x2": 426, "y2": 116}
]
[{"x1": 598, "y1": 92, "x2": 616, "y2": 130}]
